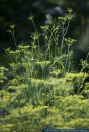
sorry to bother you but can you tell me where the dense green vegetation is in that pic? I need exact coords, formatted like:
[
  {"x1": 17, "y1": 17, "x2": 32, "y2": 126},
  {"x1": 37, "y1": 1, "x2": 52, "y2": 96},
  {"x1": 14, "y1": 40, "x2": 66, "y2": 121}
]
[{"x1": 0, "y1": 10, "x2": 89, "y2": 131}]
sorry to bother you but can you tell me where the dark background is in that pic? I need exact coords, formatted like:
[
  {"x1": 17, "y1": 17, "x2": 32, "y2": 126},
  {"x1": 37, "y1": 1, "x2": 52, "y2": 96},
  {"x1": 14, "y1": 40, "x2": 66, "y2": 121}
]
[{"x1": 0, "y1": 0, "x2": 89, "y2": 66}]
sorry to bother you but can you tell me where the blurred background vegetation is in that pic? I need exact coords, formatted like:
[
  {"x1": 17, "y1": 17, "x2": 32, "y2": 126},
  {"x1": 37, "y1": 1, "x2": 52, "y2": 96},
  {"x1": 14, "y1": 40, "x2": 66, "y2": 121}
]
[{"x1": 0, "y1": 0, "x2": 89, "y2": 66}]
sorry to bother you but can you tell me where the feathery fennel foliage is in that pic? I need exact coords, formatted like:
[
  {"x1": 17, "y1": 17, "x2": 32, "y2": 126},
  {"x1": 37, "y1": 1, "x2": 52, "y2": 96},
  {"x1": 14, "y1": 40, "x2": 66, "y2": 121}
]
[{"x1": 0, "y1": 9, "x2": 89, "y2": 131}]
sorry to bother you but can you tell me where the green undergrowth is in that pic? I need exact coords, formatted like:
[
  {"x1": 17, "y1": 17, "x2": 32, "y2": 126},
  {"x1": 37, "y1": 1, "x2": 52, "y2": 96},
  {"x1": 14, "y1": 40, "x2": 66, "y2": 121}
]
[{"x1": 0, "y1": 9, "x2": 89, "y2": 131}]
